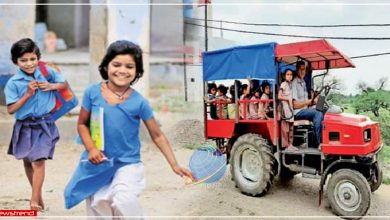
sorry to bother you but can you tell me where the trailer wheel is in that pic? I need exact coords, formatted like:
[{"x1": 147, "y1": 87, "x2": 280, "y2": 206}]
[
  {"x1": 230, "y1": 133, "x2": 276, "y2": 196},
  {"x1": 327, "y1": 169, "x2": 371, "y2": 218},
  {"x1": 370, "y1": 162, "x2": 383, "y2": 192}
]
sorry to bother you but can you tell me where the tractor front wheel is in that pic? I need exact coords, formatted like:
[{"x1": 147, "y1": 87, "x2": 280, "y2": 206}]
[
  {"x1": 230, "y1": 133, "x2": 276, "y2": 196},
  {"x1": 369, "y1": 162, "x2": 383, "y2": 193},
  {"x1": 327, "y1": 169, "x2": 371, "y2": 218}
]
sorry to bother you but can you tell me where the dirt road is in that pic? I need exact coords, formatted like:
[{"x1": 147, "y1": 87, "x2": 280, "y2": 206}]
[{"x1": 1, "y1": 143, "x2": 390, "y2": 219}]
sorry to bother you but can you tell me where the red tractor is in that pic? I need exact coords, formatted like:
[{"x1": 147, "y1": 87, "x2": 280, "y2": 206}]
[{"x1": 202, "y1": 39, "x2": 382, "y2": 218}]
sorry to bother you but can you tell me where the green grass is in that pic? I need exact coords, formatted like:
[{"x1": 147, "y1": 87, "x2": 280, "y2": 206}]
[
  {"x1": 379, "y1": 145, "x2": 390, "y2": 164},
  {"x1": 182, "y1": 141, "x2": 216, "y2": 150},
  {"x1": 383, "y1": 176, "x2": 390, "y2": 185}
]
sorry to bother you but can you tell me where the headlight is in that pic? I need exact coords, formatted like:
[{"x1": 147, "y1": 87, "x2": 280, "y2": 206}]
[{"x1": 364, "y1": 128, "x2": 371, "y2": 142}]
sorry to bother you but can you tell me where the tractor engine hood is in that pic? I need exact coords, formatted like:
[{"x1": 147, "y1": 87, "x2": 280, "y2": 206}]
[{"x1": 324, "y1": 112, "x2": 372, "y2": 126}]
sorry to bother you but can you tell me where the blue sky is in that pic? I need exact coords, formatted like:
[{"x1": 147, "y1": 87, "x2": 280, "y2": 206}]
[{"x1": 209, "y1": 1, "x2": 390, "y2": 95}]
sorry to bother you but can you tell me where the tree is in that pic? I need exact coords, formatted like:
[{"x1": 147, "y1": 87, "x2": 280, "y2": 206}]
[
  {"x1": 353, "y1": 77, "x2": 390, "y2": 116},
  {"x1": 353, "y1": 89, "x2": 390, "y2": 117},
  {"x1": 377, "y1": 77, "x2": 389, "y2": 90}
]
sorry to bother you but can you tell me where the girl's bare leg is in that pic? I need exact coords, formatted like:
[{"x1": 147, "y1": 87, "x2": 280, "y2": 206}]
[
  {"x1": 31, "y1": 160, "x2": 45, "y2": 211},
  {"x1": 23, "y1": 159, "x2": 33, "y2": 186}
]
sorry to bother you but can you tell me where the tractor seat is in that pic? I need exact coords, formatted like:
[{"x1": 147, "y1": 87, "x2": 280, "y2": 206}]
[{"x1": 293, "y1": 120, "x2": 312, "y2": 126}]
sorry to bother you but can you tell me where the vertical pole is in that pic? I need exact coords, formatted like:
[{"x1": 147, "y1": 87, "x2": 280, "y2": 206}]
[
  {"x1": 183, "y1": 15, "x2": 188, "y2": 102},
  {"x1": 203, "y1": 3, "x2": 208, "y2": 141},
  {"x1": 273, "y1": 80, "x2": 278, "y2": 148},
  {"x1": 205, "y1": 3, "x2": 208, "y2": 52}
]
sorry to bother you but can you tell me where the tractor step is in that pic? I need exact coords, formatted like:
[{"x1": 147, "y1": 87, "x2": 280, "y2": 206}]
[
  {"x1": 302, "y1": 173, "x2": 320, "y2": 179},
  {"x1": 282, "y1": 148, "x2": 321, "y2": 155}
]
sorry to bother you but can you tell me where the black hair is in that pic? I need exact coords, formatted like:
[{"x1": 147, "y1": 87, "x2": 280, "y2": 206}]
[
  {"x1": 207, "y1": 82, "x2": 217, "y2": 93},
  {"x1": 261, "y1": 80, "x2": 271, "y2": 92},
  {"x1": 241, "y1": 84, "x2": 248, "y2": 92},
  {"x1": 254, "y1": 87, "x2": 261, "y2": 94},
  {"x1": 98, "y1": 40, "x2": 144, "y2": 85},
  {"x1": 10, "y1": 38, "x2": 41, "y2": 64},
  {"x1": 283, "y1": 68, "x2": 295, "y2": 79},
  {"x1": 296, "y1": 60, "x2": 306, "y2": 69},
  {"x1": 229, "y1": 85, "x2": 235, "y2": 102},
  {"x1": 217, "y1": 84, "x2": 228, "y2": 95}
]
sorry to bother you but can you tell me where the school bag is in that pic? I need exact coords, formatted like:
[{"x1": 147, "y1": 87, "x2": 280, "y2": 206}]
[{"x1": 38, "y1": 61, "x2": 78, "y2": 121}]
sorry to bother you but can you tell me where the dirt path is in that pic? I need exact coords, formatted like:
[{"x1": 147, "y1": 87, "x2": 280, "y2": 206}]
[{"x1": 1, "y1": 143, "x2": 390, "y2": 219}]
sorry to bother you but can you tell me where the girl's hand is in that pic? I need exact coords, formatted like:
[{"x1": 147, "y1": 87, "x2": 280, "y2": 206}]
[
  {"x1": 27, "y1": 80, "x2": 38, "y2": 96},
  {"x1": 88, "y1": 148, "x2": 106, "y2": 164},
  {"x1": 37, "y1": 81, "x2": 54, "y2": 91},
  {"x1": 172, "y1": 164, "x2": 194, "y2": 180}
]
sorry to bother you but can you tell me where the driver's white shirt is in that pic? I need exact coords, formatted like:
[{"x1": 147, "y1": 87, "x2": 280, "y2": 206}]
[{"x1": 291, "y1": 77, "x2": 308, "y2": 115}]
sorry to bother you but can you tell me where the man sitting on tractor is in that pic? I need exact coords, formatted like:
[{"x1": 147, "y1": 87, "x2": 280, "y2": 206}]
[{"x1": 292, "y1": 61, "x2": 323, "y2": 147}]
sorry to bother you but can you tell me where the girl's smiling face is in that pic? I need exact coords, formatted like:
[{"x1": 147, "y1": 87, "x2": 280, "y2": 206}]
[
  {"x1": 107, "y1": 54, "x2": 136, "y2": 87},
  {"x1": 17, "y1": 52, "x2": 38, "y2": 75}
]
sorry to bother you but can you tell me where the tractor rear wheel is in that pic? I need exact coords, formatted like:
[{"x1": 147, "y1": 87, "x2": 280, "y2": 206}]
[
  {"x1": 327, "y1": 169, "x2": 371, "y2": 218},
  {"x1": 230, "y1": 133, "x2": 276, "y2": 196}
]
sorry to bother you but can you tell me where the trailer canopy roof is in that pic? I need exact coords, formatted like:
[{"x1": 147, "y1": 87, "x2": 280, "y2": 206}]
[
  {"x1": 275, "y1": 39, "x2": 355, "y2": 70},
  {"x1": 202, "y1": 42, "x2": 277, "y2": 81},
  {"x1": 202, "y1": 39, "x2": 354, "y2": 81}
]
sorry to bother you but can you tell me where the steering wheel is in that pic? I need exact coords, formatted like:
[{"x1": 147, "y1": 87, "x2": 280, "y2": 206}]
[
  {"x1": 312, "y1": 85, "x2": 332, "y2": 112},
  {"x1": 311, "y1": 85, "x2": 331, "y2": 104}
]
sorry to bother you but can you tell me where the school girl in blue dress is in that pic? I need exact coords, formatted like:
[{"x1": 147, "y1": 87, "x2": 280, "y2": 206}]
[
  {"x1": 64, "y1": 40, "x2": 193, "y2": 218},
  {"x1": 4, "y1": 38, "x2": 68, "y2": 211}
]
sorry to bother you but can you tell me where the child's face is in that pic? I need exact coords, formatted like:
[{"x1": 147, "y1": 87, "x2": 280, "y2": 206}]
[
  {"x1": 16, "y1": 52, "x2": 38, "y2": 75},
  {"x1": 107, "y1": 54, "x2": 136, "y2": 87},
  {"x1": 264, "y1": 86, "x2": 270, "y2": 94},
  {"x1": 211, "y1": 88, "x2": 217, "y2": 95},
  {"x1": 285, "y1": 70, "x2": 293, "y2": 82},
  {"x1": 243, "y1": 88, "x2": 249, "y2": 95}
]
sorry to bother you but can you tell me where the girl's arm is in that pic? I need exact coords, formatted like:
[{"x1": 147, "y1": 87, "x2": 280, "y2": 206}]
[
  {"x1": 37, "y1": 81, "x2": 68, "y2": 92},
  {"x1": 78, "y1": 108, "x2": 106, "y2": 164},
  {"x1": 278, "y1": 89, "x2": 290, "y2": 102},
  {"x1": 7, "y1": 80, "x2": 37, "y2": 114},
  {"x1": 144, "y1": 118, "x2": 193, "y2": 179}
]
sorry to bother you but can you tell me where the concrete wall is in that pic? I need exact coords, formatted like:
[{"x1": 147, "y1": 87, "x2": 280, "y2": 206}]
[
  {"x1": 74, "y1": 0, "x2": 90, "y2": 48},
  {"x1": 47, "y1": 1, "x2": 90, "y2": 48},
  {"x1": 0, "y1": 2, "x2": 35, "y2": 104},
  {"x1": 0, "y1": 3, "x2": 35, "y2": 75},
  {"x1": 151, "y1": 1, "x2": 183, "y2": 59},
  {"x1": 89, "y1": 1, "x2": 108, "y2": 84},
  {"x1": 106, "y1": 0, "x2": 150, "y2": 97},
  {"x1": 47, "y1": 2, "x2": 76, "y2": 47}
]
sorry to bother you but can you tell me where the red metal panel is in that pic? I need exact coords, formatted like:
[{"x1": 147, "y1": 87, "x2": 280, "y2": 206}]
[
  {"x1": 322, "y1": 113, "x2": 381, "y2": 155},
  {"x1": 206, "y1": 120, "x2": 235, "y2": 138},
  {"x1": 239, "y1": 121, "x2": 279, "y2": 145},
  {"x1": 275, "y1": 39, "x2": 355, "y2": 70}
]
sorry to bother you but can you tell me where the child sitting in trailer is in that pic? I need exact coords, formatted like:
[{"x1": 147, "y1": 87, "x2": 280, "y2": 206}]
[
  {"x1": 204, "y1": 82, "x2": 218, "y2": 119},
  {"x1": 239, "y1": 83, "x2": 251, "y2": 119},
  {"x1": 248, "y1": 88, "x2": 261, "y2": 119},
  {"x1": 215, "y1": 84, "x2": 231, "y2": 119},
  {"x1": 258, "y1": 81, "x2": 273, "y2": 119}
]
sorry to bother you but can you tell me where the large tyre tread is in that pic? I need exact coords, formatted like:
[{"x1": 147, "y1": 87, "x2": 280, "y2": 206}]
[
  {"x1": 230, "y1": 133, "x2": 276, "y2": 196},
  {"x1": 327, "y1": 169, "x2": 371, "y2": 218}
]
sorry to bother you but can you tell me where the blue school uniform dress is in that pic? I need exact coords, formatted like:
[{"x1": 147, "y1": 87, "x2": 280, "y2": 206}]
[
  {"x1": 4, "y1": 65, "x2": 65, "y2": 162},
  {"x1": 64, "y1": 83, "x2": 154, "y2": 209}
]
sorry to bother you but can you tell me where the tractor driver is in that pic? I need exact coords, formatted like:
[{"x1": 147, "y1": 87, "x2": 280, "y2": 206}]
[{"x1": 291, "y1": 61, "x2": 323, "y2": 147}]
